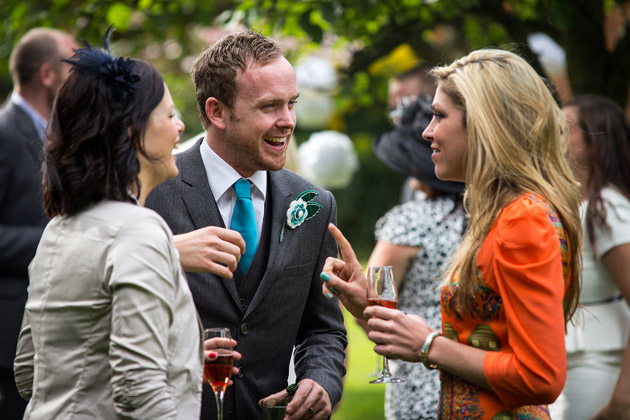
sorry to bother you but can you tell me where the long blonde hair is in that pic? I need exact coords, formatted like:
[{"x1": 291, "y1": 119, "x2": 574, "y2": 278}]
[{"x1": 433, "y1": 49, "x2": 582, "y2": 324}]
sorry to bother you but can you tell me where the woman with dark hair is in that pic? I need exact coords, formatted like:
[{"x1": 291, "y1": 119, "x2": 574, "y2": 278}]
[
  {"x1": 558, "y1": 95, "x2": 630, "y2": 420},
  {"x1": 13, "y1": 33, "x2": 229, "y2": 419}
]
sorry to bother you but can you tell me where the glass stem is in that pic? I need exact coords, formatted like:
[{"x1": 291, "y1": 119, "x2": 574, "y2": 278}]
[
  {"x1": 214, "y1": 390, "x2": 224, "y2": 420},
  {"x1": 382, "y1": 356, "x2": 393, "y2": 377}
]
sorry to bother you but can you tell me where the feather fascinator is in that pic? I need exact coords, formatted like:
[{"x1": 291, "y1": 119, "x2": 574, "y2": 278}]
[{"x1": 64, "y1": 26, "x2": 140, "y2": 101}]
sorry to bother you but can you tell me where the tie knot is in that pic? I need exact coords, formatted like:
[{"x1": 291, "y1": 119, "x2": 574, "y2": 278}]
[{"x1": 233, "y1": 179, "x2": 252, "y2": 199}]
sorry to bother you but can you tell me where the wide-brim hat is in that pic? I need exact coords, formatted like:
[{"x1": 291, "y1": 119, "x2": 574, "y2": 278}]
[{"x1": 373, "y1": 96, "x2": 465, "y2": 196}]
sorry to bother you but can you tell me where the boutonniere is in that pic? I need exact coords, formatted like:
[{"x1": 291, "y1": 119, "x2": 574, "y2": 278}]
[{"x1": 280, "y1": 190, "x2": 323, "y2": 242}]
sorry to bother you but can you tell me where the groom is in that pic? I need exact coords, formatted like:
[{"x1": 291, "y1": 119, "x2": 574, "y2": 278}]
[{"x1": 146, "y1": 31, "x2": 347, "y2": 420}]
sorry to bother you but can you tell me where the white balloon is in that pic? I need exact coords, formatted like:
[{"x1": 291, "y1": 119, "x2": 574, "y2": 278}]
[{"x1": 298, "y1": 130, "x2": 359, "y2": 190}]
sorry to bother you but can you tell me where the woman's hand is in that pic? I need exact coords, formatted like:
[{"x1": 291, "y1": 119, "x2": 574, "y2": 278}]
[
  {"x1": 204, "y1": 337, "x2": 242, "y2": 384},
  {"x1": 320, "y1": 224, "x2": 369, "y2": 319},
  {"x1": 364, "y1": 305, "x2": 434, "y2": 363}
]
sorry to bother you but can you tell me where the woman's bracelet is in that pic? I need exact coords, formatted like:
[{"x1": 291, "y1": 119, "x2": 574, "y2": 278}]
[{"x1": 421, "y1": 331, "x2": 442, "y2": 370}]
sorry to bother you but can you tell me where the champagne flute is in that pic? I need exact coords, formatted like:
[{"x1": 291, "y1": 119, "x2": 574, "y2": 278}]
[
  {"x1": 366, "y1": 266, "x2": 404, "y2": 384},
  {"x1": 203, "y1": 328, "x2": 234, "y2": 420}
]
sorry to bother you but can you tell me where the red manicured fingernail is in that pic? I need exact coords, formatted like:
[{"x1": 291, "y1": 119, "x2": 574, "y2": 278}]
[{"x1": 209, "y1": 351, "x2": 217, "y2": 358}]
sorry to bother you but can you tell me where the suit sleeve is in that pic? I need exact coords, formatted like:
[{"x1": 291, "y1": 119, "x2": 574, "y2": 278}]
[
  {"x1": 293, "y1": 190, "x2": 348, "y2": 407},
  {"x1": 483, "y1": 201, "x2": 567, "y2": 407}
]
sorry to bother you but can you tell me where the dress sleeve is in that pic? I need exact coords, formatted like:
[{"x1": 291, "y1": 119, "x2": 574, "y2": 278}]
[
  {"x1": 594, "y1": 188, "x2": 630, "y2": 258},
  {"x1": 106, "y1": 213, "x2": 179, "y2": 420},
  {"x1": 483, "y1": 199, "x2": 567, "y2": 407},
  {"x1": 375, "y1": 199, "x2": 432, "y2": 246}
]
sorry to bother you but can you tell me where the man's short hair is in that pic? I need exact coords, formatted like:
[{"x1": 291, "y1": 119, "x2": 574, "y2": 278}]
[
  {"x1": 191, "y1": 30, "x2": 285, "y2": 128},
  {"x1": 9, "y1": 28, "x2": 70, "y2": 87}
]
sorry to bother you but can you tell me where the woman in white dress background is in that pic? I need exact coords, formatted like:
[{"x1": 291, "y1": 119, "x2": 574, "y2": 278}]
[{"x1": 559, "y1": 95, "x2": 630, "y2": 420}]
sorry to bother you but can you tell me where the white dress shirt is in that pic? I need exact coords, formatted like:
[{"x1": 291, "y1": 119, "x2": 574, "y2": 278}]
[{"x1": 199, "y1": 139, "x2": 267, "y2": 239}]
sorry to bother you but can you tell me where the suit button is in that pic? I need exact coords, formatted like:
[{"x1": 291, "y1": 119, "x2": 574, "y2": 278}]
[
  {"x1": 225, "y1": 412, "x2": 235, "y2": 420},
  {"x1": 240, "y1": 323, "x2": 249, "y2": 335},
  {"x1": 239, "y1": 298, "x2": 247, "y2": 307}
]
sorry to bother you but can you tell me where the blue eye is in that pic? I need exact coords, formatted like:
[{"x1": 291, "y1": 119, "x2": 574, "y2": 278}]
[{"x1": 433, "y1": 111, "x2": 444, "y2": 121}]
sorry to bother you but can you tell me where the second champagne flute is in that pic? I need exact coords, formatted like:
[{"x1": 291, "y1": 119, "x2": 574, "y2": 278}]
[
  {"x1": 366, "y1": 265, "x2": 404, "y2": 384},
  {"x1": 203, "y1": 328, "x2": 234, "y2": 420}
]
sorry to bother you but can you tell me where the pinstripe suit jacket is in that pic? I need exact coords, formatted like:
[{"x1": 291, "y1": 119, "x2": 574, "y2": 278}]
[{"x1": 146, "y1": 140, "x2": 347, "y2": 420}]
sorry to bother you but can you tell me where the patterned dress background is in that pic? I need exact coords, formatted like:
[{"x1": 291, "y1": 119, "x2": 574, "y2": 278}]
[{"x1": 375, "y1": 196, "x2": 465, "y2": 420}]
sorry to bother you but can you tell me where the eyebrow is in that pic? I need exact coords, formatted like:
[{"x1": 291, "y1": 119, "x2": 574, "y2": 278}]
[{"x1": 256, "y1": 93, "x2": 300, "y2": 106}]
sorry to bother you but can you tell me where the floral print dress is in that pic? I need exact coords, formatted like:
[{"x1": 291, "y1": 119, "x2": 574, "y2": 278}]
[{"x1": 375, "y1": 195, "x2": 466, "y2": 420}]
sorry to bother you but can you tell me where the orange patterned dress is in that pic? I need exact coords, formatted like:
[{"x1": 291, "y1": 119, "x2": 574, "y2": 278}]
[{"x1": 438, "y1": 194, "x2": 571, "y2": 420}]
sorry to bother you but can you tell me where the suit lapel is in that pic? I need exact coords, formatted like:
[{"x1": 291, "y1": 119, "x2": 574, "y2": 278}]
[
  {"x1": 179, "y1": 141, "x2": 240, "y2": 305},
  {"x1": 9, "y1": 101, "x2": 44, "y2": 167},
  {"x1": 244, "y1": 170, "x2": 294, "y2": 318}
]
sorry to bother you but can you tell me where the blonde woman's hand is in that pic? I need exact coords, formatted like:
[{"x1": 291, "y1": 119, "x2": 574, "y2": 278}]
[{"x1": 320, "y1": 224, "x2": 368, "y2": 319}]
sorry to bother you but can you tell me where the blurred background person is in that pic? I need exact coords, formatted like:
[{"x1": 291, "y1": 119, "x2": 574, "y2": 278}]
[
  {"x1": 368, "y1": 95, "x2": 466, "y2": 419},
  {"x1": 558, "y1": 95, "x2": 630, "y2": 420},
  {"x1": 0, "y1": 27, "x2": 77, "y2": 419},
  {"x1": 13, "y1": 33, "x2": 210, "y2": 419},
  {"x1": 385, "y1": 63, "x2": 436, "y2": 203}
]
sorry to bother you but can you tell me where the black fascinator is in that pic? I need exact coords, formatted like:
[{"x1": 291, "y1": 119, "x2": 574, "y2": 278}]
[
  {"x1": 373, "y1": 95, "x2": 465, "y2": 196},
  {"x1": 64, "y1": 26, "x2": 140, "y2": 101}
]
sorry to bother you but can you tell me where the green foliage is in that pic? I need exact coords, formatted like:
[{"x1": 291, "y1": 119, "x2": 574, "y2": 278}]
[
  {"x1": 2, "y1": 0, "x2": 629, "y2": 259},
  {"x1": 334, "y1": 310, "x2": 385, "y2": 419}
]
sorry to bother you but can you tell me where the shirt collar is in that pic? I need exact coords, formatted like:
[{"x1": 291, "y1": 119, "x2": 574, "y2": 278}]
[
  {"x1": 199, "y1": 138, "x2": 267, "y2": 200},
  {"x1": 11, "y1": 91, "x2": 48, "y2": 142}
]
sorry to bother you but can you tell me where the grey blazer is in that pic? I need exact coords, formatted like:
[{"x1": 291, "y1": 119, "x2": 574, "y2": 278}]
[
  {"x1": 146, "y1": 140, "x2": 347, "y2": 420},
  {"x1": 0, "y1": 100, "x2": 48, "y2": 371}
]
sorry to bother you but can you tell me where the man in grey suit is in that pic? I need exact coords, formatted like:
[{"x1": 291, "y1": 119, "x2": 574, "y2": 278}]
[
  {"x1": 0, "y1": 27, "x2": 77, "y2": 419},
  {"x1": 146, "y1": 31, "x2": 347, "y2": 420}
]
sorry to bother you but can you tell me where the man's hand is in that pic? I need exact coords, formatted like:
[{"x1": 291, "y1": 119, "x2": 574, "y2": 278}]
[
  {"x1": 285, "y1": 379, "x2": 331, "y2": 420},
  {"x1": 174, "y1": 227, "x2": 245, "y2": 278}
]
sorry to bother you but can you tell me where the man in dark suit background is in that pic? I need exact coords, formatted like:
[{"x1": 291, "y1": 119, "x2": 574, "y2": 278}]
[
  {"x1": 0, "y1": 28, "x2": 77, "y2": 419},
  {"x1": 146, "y1": 31, "x2": 347, "y2": 420}
]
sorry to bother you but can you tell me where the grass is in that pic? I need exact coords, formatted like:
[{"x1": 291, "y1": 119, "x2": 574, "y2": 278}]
[{"x1": 332, "y1": 309, "x2": 385, "y2": 420}]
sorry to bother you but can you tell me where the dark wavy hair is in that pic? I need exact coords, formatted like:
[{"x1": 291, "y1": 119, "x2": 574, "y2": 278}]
[
  {"x1": 562, "y1": 95, "x2": 630, "y2": 256},
  {"x1": 43, "y1": 51, "x2": 164, "y2": 217}
]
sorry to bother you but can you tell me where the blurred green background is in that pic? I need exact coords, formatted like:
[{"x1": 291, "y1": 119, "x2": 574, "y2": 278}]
[
  {"x1": 2, "y1": 0, "x2": 629, "y2": 259},
  {"x1": 2, "y1": 2, "x2": 628, "y2": 419}
]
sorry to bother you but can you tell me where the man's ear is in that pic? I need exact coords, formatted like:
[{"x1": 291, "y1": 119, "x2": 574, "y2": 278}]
[
  {"x1": 206, "y1": 97, "x2": 226, "y2": 130},
  {"x1": 39, "y1": 62, "x2": 56, "y2": 88}
]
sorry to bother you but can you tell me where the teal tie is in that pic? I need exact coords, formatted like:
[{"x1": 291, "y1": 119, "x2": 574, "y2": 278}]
[{"x1": 230, "y1": 179, "x2": 258, "y2": 274}]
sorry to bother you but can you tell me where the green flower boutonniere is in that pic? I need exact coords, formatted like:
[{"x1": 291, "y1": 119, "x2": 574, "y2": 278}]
[{"x1": 280, "y1": 190, "x2": 323, "y2": 242}]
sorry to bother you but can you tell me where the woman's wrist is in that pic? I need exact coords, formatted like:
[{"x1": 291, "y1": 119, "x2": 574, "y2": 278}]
[{"x1": 421, "y1": 330, "x2": 442, "y2": 369}]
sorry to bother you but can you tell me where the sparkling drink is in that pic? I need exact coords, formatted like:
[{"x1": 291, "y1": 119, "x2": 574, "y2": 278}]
[
  {"x1": 366, "y1": 266, "x2": 404, "y2": 383},
  {"x1": 366, "y1": 298, "x2": 397, "y2": 309},
  {"x1": 204, "y1": 352, "x2": 234, "y2": 392}
]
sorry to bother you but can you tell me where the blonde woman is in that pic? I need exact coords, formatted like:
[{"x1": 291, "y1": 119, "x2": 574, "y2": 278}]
[{"x1": 320, "y1": 49, "x2": 582, "y2": 419}]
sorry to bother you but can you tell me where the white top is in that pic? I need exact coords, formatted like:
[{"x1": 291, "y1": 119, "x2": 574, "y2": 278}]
[
  {"x1": 200, "y1": 139, "x2": 266, "y2": 238},
  {"x1": 566, "y1": 186, "x2": 630, "y2": 353},
  {"x1": 15, "y1": 201, "x2": 203, "y2": 419}
]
